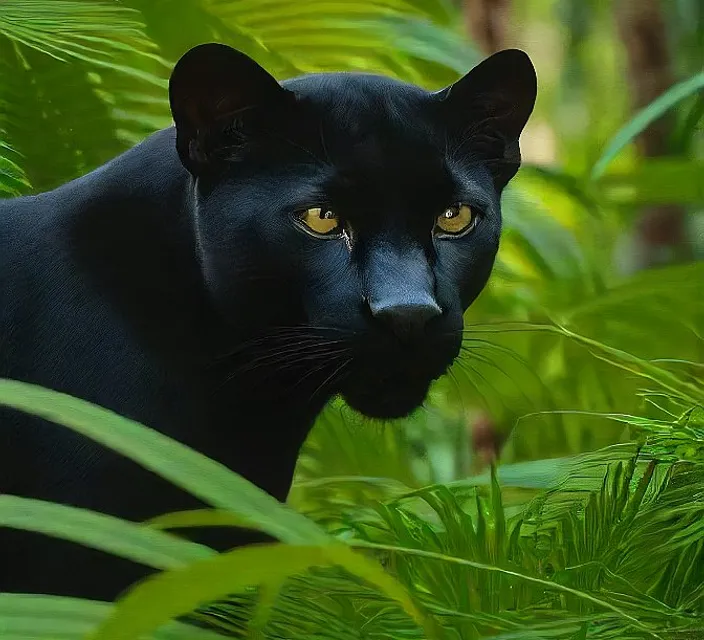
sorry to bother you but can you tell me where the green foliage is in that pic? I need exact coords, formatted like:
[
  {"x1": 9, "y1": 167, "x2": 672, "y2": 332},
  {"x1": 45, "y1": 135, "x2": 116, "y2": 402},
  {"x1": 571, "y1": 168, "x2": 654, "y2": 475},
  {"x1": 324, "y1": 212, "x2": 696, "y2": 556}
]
[
  {"x1": 1, "y1": 1, "x2": 703, "y2": 639},
  {"x1": 0, "y1": 141, "x2": 30, "y2": 196},
  {"x1": 0, "y1": 495, "x2": 214, "y2": 570},
  {"x1": 0, "y1": 594, "x2": 227, "y2": 640},
  {"x1": 0, "y1": 381, "x2": 436, "y2": 640},
  {"x1": 591, "y1": 72, "x2": 704, "y2": 179},
  {"x1": 0, "y1": 0, "x2": 470, "y2": 192},
  {"x1": 1, "y1": 374, "x2": 702, "y2": 639},
  {"x1": 0, "y1": 379, "x2": 329, "y2": 546},
  {"x1": 0, "y1": 0, "x2": 168, "y2": 190}
]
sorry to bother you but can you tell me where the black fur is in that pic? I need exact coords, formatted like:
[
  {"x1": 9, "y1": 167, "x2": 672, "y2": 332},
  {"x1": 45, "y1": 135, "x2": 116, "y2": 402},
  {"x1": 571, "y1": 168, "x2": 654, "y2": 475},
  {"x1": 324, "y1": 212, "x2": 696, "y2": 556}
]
[{"x1": 0, "y1": 43, "x2": 536, "y2": 600}]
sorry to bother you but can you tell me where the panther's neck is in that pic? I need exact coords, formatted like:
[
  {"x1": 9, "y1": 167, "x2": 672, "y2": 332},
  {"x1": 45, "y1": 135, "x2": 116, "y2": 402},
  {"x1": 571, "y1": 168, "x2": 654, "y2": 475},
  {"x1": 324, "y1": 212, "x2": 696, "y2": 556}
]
[
  {"x1": 54, "y1": 127, "x2": 191, "y2": 215},
  {"x1": 50, "y1": 129, "x2": 215, "y2": 366}
]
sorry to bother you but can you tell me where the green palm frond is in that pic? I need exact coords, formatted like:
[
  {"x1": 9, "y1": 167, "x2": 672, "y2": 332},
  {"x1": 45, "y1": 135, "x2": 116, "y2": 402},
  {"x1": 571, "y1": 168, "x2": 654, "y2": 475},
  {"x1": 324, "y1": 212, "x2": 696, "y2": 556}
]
[
  {"x1": 258, "y1": 436, "x2": 704, "y2": 638},
  {"x1": 0, "y1": 0, "x2": 165, "y2": 78},
  {"x1": 1, "y1": 44, "x2": 141, "y2": 191},
  {"x1": 125, "y1": 0, "x2": 474, "y2": 84},
  {"x1": 203, "y1": 0, "x2": 470, "y2": 80},
  {"x1": 433, "y1": 260, "x2": 704, "y2": 460},
  {"x1": 0, "y1": 140, "x2": 30, "y2": 196},
  {"x1": 0, "y1": 0, "x2": 168, "y2": 191},
  {"x1": 0, "y1": 0, "x2": 480, "y2": 192}
]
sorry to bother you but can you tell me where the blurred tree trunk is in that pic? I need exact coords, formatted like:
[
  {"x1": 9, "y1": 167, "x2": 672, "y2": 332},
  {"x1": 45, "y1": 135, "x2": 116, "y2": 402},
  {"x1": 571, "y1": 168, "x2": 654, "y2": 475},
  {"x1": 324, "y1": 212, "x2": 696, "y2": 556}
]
[
  {"x1": 616, "y1": 0, "x2": 692, "y2": 270},
  {"x1": 462, "y1": 0, "x2": 511, "y2": 54},
  {"x1": 461, "y1": 0, "x2": 514, "y2": 466}
]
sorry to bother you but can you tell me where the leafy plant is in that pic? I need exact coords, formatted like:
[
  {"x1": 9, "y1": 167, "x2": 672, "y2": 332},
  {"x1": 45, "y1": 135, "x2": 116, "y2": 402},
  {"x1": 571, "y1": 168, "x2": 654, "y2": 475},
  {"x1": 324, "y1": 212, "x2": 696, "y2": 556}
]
[
  {"x1": 0, "y1": 0, "x2": 472, "y2": 192},
  {"x1": 0, "y1": 0, "x2": 168, "y2": 190},
  {"x1": 0, "y1": 380, "x2": 437, "y2": 640}
]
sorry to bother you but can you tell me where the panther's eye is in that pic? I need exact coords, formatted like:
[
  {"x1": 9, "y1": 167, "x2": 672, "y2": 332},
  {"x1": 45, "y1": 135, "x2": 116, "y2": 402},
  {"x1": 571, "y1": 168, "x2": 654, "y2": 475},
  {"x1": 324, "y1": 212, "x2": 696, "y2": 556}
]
[
  {"x1": 297, "y1": 207, "x2": 343, "y2": 238},
  {"x1": 434, "y1": 204, "x2": 475, "y2": 237}
]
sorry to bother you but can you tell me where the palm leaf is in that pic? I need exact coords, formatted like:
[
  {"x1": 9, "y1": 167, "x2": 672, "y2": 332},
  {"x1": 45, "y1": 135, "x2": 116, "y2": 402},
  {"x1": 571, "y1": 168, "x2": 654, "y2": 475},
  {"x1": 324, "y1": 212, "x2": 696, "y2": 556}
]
[
  {"x1": 0, "y1": 0, "x2": 165, "y2": 79},
  {"x1": 0, "y1": 495, "x2": 214, "y2": 570},
  {"x1": 91, "y1": 543, "x2": 439, "y2": 640},
  {"x1": 591, "y1": 71, "x2": 704, "y2": 179},
  {"x1": 0, "y1": 378, "x2": 328, "y2": 545},
  {"x1": 129, "y1": 0, "x2": 473, "y2": 84},
  {"x1": 0, "y1": 594, "x2": 227, "y2": 640},
  {"x1": 0, "y1": 0, "x2": 167, "y2": 191},
  {"x1": 0, "y1": 140, "x2": 30, "y2": 196}
]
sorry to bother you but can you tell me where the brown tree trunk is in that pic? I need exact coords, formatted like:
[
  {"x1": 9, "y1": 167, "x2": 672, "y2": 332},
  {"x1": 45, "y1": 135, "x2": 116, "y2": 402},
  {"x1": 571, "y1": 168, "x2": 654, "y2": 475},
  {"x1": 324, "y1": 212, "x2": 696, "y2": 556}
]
[
  {"x1": 616, "y1": 0, "x2": 691, "y2": 270},
  {"x1": 463, "y1": 0, "x2": 512, "y2": 55},
  {"x1": 461, "y1": 1, "x2": 515, "y2": 469}
]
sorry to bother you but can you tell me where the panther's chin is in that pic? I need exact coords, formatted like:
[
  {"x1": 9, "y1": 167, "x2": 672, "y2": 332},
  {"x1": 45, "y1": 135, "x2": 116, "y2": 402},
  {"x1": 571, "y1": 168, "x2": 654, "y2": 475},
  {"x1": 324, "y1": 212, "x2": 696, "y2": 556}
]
[{"x1": 341, "y1": 374, "x2": 435, "y2": 420}]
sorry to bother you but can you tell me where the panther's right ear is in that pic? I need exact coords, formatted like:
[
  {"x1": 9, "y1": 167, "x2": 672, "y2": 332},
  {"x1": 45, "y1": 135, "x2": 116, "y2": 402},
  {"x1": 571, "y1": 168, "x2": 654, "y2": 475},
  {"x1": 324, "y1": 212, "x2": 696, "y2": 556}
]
[
  {"x1": 435, "y1": 49, "x2": 536, "y2": 189},
  {"x1": 169, "y1": 43, "x2": 290, "y2": 174}
]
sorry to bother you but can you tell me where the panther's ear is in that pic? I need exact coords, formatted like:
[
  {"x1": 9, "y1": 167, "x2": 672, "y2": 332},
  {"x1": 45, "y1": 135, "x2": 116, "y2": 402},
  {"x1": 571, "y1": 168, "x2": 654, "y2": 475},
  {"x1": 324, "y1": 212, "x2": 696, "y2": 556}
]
[
  {"x1": 169, "y1": 43, "x2": 290, "y2": 174},
  {"x1": 437, "y1": 49, "x2": 537, "y2": 189}
]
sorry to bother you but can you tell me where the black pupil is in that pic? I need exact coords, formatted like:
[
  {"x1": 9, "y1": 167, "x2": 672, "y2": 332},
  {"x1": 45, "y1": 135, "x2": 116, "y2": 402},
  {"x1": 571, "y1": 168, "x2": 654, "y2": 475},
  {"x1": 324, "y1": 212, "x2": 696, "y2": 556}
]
[{"x1": 321, "y1": 210, "x2": 335, "y2": 219}]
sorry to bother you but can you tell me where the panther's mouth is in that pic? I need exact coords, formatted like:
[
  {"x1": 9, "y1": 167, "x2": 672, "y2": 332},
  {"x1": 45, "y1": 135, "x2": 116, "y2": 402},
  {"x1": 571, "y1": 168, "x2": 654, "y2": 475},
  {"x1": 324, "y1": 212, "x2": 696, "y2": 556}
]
[
  {"x1": 340, "y1": 366, "x2": 446, "y2": 420},
  {"x1": 333, "y1": 325, "x2": 460, "y2": 419}
]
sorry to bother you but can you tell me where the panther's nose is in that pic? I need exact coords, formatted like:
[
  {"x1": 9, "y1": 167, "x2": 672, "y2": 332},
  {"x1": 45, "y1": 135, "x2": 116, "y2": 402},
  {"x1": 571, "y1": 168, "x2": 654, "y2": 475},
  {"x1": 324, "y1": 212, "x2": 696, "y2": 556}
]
[{"x1": 370, "y1": 299, "x2": 442, "y2": 341}]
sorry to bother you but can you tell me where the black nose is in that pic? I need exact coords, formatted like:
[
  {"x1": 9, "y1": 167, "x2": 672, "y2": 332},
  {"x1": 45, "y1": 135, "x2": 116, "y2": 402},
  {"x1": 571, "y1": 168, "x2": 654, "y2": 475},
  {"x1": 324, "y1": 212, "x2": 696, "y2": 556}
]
[{"x1": 370, "y1": 300, "x2": 442, "y2": 341}]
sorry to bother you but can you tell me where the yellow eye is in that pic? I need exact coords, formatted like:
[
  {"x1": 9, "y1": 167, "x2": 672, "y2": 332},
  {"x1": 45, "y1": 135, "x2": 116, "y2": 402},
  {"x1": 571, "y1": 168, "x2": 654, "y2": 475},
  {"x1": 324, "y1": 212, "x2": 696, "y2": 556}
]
[
  {"x1": 297, "y1": 207, "x2": 342, "y2": 237},
  {"x1": 435, "y1": 204, "x2": 474, "y2": 236}
]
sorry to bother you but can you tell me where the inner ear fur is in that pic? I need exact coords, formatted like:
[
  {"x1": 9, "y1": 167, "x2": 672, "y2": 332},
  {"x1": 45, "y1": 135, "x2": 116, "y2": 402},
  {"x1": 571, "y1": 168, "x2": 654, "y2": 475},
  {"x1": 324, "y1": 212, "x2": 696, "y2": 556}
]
[
  {"x1": 438, "y1": 49, "x2": 537, "y2": 188},
  {"x1": 169, "y1": 42, "x2": 290, "y2": 173}
]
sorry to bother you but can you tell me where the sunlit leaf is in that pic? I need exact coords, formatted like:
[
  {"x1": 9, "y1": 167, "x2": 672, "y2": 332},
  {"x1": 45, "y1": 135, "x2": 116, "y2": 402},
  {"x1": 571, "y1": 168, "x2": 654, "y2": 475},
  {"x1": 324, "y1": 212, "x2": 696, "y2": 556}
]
[
  {"x1": 91, "y1": 543, "x2": 439, "y2": 640},
  {"x1": 591, "y1": 71, "x2": 704, "y2": 178},
  {"x1": 0, "y1": 593, "x2": 226, "y2": 639},
  {"x1": 0, "y1": 379, "x2": 329, "y2": 545},
  {"x1": 0, "y1": 495, "x2": 214, "y2": 570}
]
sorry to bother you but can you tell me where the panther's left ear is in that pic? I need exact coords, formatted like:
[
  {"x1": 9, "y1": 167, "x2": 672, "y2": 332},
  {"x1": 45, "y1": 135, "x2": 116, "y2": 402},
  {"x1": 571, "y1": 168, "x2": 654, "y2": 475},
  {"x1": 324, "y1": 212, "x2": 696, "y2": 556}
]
[
  {"x1": 169, "y1": 43, "x2": 291, "y2": 175},
  {"x1": 437, "y1": 49, "x2": 537, "y2": 188}
]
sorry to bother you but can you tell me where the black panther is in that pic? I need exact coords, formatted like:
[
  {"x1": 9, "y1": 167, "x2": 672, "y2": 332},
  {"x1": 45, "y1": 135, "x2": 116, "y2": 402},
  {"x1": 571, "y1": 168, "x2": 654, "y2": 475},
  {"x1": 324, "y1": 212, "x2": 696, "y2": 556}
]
[{"x1": 0, "y1": 43, "x2": 536, "y2": 600}]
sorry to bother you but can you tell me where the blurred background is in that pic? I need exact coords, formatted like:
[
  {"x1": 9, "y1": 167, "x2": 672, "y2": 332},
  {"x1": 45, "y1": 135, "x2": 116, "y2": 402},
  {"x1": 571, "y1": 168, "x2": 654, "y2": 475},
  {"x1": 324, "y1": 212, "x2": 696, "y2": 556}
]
[{"x1": 1, "y1": 1, "x2": 703, "y2": 638}]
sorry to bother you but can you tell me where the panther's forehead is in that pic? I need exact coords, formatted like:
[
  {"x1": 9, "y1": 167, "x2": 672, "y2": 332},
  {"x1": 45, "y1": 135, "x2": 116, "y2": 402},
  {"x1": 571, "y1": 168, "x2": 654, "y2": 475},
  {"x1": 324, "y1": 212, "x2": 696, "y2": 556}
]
[
  {"x1": 282, "y1": 72, "x2": 437, "y2": 141},
  {"x1": 277, "y1": 72, "x2": 447, "y2": 197},
  {"x1": 282, "y1": 71, "x2": 429, "y2": 107}
]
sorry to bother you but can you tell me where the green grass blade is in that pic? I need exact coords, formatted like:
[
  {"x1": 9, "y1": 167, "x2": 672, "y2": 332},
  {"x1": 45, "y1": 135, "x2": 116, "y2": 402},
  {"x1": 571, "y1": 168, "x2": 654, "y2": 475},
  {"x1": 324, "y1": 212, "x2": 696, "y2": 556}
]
[
  {"x1": 0, "y1": 379, "x2": 329, "y2": 545},
  {"x1": 591, "y1": 71, "x2": 704, "y2": 179},
  {"x1": 0, "y1": 141, "x2": 31, "y2": 196},
  {"x1": 0, "y1": 495, "x2": 214, "y2": 570},
  {"x1": 0, "y1": 593, "x2": 227, "y2": 639},
  {"x1": 91, "y1": 543, "x2": 440, "y2": 640},
  {"x1": 146, "y1": 509, "x2": 254, "y2": 531},
  {"x1": 350, "y1": 541, "x2": 657, "y2": 636}
]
